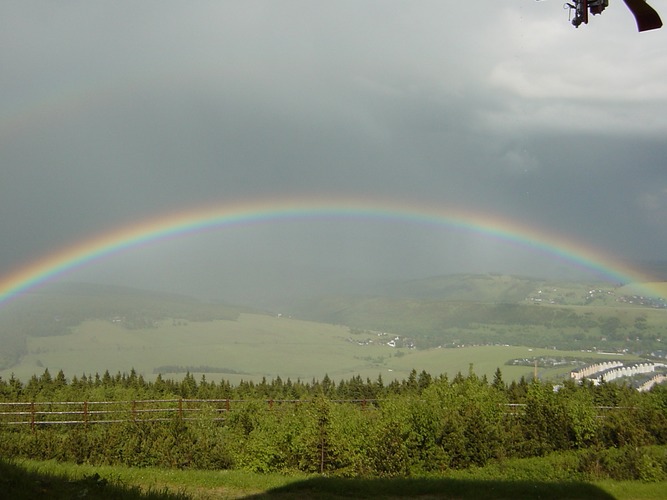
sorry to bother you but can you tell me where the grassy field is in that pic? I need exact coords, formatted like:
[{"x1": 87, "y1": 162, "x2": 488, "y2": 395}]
[
  {"x1": 1, "y1": 276, "x2": 664, "y2": 385},
  {"x1": 291, "y1": 291, "x2": 667, "y2": 355},
  {"x1": 4, "y1": 457, "x2": 666, "y2": 499},
  {"x1": 1, "y1": 312, "x2": 642, "y2": 384}
]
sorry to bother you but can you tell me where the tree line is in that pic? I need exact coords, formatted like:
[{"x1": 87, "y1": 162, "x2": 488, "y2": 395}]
[
  {"x1": 1, "y1": 368, "x2": 666, "y2": 479},
  {"x1": 0, "y1": 365, "x2": 614, "y2": 402}
]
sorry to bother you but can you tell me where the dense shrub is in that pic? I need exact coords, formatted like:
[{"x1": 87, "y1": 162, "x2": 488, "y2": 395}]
[
  {"x1": 1, "y1": 369, "x2": 666, "y2": 477},
  {"x1": 577, "y1": 445, "x2": 667, "y2": 482}
]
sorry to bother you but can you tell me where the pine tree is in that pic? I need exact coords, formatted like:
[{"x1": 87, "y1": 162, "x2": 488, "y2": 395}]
[{"x1": 492, "y1": 367, "x2": 506, "y2": 392}]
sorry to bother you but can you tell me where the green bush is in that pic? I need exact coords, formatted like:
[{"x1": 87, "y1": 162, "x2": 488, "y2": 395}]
[
  {"x1": 2, "y1": 370, "x2": 666, "y2": 478},
  {"x1": 578, "y1": 446, "x2": 667, "y2": 482}
]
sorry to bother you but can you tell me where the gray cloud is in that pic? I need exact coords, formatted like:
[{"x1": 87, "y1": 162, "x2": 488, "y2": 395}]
[{"x1": 1, "y1": 1, "x2": 666, "y2": 304}]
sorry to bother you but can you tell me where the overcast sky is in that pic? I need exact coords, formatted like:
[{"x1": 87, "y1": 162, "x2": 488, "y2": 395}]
[{"x1": 1, "y1": 1, "x2": 666, "y2": 306}]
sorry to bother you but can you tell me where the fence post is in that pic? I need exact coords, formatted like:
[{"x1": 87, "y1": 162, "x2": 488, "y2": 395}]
[
  {"x1": 132, "y1": 400, "x2": 137, "y2": 423},
  {"x1": 31, "y1": 402, "x2": 35, "y2": 432},
  {"x1": 83, "y1": 401, "x2": 88, "y2": 427},
  {"x1": 178, "y1": 398, "x2": 183, "y2": 419}
]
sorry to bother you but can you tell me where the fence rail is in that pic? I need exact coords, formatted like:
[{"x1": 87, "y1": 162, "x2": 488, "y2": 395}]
[
  {"x1": 0, "y1": 398, "x2": 375, "y2": 428},
  {"x1": 0, "y1": 398, "x2": 628, "y2": 428}
]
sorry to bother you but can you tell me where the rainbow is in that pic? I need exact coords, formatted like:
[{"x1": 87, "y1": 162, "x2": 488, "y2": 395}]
[{"x1": 0, "y1": 196, "x2": 663, "y2": 306}]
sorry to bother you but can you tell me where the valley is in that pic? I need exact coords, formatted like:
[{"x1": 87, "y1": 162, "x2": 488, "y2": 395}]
[{"x1": 1, "y1": 274, "x2": 664, "y2": 386}]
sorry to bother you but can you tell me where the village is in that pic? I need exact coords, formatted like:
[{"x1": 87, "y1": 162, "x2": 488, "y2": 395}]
[
  {"x1": 569, "y1": 360, "x2": 667, "y2": 391},
  {"x1": 347, "y1": 328, "x2": 417, "y2": 349},
  {"x1": 525, "y1": 286, "x2": 667, "y2": 308}
]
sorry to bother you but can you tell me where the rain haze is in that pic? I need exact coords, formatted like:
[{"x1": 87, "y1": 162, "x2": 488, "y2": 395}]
[{"x1": 1, "y1": 1, "x2": 666, "y2": 308}]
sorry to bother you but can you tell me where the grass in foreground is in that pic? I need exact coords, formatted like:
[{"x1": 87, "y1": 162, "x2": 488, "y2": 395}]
[
  {"x1": 4, "y1": 458, "x2": 667, "y2": 499},
  {"x1": 243, "y1": 476, "x2": 617, "y2": 499},
  {"x1": 0, "y1": 458, "x2": 187, "y2": 500}
]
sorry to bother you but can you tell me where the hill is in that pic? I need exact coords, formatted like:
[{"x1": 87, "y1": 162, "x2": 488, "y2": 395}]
[
  {"x1": 0, "y1": 283, "x2": 246, "y2": 370},
  {"x1": 288, "y1": 273, "x2": 667, "y2": 352},
  {"x1": 1, "y1": 276, "x2": 665, "y2": 383},
  {"x1": 372, "y1": 273, "x2": 545, "y2": 302}
]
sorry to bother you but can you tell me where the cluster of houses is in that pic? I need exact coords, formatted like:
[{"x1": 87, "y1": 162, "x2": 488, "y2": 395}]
[
  {"x1": 570, "y1": 360, "x2": 667, "y2": 388},
  {"x1": 616, "y1": 295, "x2": 667, "y2": 308},
  {"x1": 524, "y1": 286, "x2": 666, "y2": 309},
  {"x1": 524, "y1": 287, "x2": 619, "y2": 306},
  {"x1": 347, "y1": 331, "x2": 416, "y2": 349}
]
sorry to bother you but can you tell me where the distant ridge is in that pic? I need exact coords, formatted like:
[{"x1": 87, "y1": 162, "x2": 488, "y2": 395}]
[
  {"x1": 373, "y1": 273, "x2": 546, "y2": 302},
  {"x1": 2, "y1": 274, "x2": 665, "y2": 381},
  {"x1": 0, "y1": 281, "x2": 247, "y2": 370}
]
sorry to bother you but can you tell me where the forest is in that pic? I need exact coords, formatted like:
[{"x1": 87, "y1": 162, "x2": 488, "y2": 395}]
[{"x1": 1, "y1": 368, "x2": 666, "y2": 482}]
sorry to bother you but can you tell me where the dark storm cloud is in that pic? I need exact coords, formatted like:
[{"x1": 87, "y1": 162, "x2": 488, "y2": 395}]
[{"x1": 1, "y1": 1, "x2": 666, "y2": 301}]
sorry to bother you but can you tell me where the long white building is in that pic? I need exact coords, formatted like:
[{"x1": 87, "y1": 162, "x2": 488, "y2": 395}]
[
  {"x1": 570, "y1": 361, "x2": 623, "y2": 381},
  {"x1": 570, "y1": 361, "x2": 666, "y2": 387}
]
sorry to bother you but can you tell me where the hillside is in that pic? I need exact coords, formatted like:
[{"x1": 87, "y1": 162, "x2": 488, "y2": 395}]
[
  {"x1": 1, "y1": 276, "x2": 666, "y2": 382},
  {"x1": 288, "y1": 274, "x2": 667, "y2": 352},
  {"x1": 373, "y1": 273, "x2": 545, "y2": 302},
  {"x1": 0, "y1": 283, "x2": 246, "y2": 370}
]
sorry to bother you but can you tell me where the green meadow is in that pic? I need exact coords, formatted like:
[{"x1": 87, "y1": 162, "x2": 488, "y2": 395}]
[
  {"x1": 2, "y1": 312, "x2": 643, "y2": 384},
  {"x1": 1, "y1": 275, "x2": 664, "y2": 384},
  {"x1": 4, "y1": 455, "x2": 667, "y2": 499}
]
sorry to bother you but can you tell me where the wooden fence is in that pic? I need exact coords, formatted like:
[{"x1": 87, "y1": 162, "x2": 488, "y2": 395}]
[
  {"x1": 0, "y1": 399, "x2": 625, "y2": 429},
  {"x1": 0, "y1": 398, "x2": 375, "y2": 429}
]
